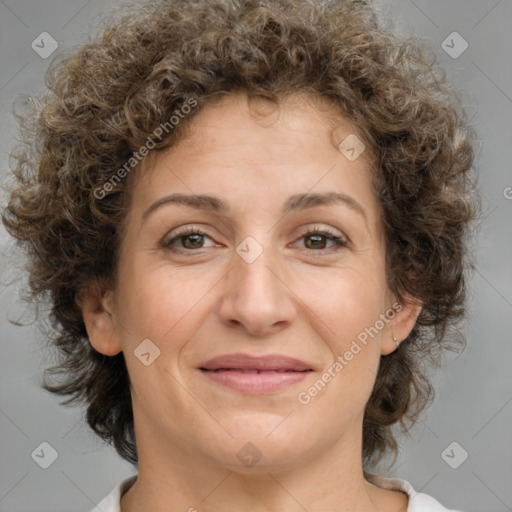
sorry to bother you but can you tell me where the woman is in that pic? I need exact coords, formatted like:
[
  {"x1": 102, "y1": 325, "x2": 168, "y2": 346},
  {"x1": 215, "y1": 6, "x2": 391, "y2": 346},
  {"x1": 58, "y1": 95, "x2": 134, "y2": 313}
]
[{"x1": 2, "y1": 0, "x2": 478, "y2": 510}]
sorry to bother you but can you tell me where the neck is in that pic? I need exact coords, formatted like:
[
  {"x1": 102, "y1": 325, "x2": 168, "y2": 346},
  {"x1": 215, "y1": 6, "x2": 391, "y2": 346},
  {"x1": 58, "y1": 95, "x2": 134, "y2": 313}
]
[{"x1": 120, "y1": 413, "x2": 403, "y2": 512}]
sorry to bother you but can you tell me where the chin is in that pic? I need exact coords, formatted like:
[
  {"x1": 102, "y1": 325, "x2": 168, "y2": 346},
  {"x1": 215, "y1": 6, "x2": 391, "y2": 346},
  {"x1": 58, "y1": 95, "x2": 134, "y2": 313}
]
[{"x1": 199, "y1": 412, "x2": 320, "y2": 473}]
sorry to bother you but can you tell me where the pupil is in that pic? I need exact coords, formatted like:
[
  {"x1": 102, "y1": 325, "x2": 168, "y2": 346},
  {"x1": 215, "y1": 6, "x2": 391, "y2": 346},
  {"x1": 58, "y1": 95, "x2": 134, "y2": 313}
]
[
  {"x1": 307, "y1": 234, "x2": 325, "y2": 249},
  {"x1": 184, "y1": 234, "x2": 203, "y2": 249}
]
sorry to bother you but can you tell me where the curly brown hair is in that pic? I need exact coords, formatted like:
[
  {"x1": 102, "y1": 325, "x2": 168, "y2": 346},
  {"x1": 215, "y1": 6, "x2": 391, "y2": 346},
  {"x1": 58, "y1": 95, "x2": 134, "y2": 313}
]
[{"x1": 1, "y1": 0, "x2": 478, "y2": 468}]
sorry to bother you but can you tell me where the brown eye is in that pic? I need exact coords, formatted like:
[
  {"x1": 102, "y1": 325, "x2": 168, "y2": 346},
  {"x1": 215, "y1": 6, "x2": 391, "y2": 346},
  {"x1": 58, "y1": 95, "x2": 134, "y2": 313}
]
[
  {"x1": 295, "y1": 227, "x2": 348, "y2": 255},
  {"x1": 163, "y1": 227, "x2": 214, "y2": 252},
  {"x1": 304, "y1": 233, "x2": 329, "y2": 250},
  {"x1": 180, "y1": 233, "x2": 205, "y2": 249}
]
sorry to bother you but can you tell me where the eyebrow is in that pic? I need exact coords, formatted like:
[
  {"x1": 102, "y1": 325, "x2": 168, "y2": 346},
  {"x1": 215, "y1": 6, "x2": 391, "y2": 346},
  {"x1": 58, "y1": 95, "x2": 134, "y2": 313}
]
[{"x1": 142, "y1": 191, "x2": 368, "y2": 224}]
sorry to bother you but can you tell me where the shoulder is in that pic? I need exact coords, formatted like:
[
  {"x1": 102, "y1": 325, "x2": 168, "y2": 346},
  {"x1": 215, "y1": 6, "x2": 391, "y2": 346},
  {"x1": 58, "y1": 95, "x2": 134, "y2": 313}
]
[
  {"x1": 367, "y1": 474, "x2": 465, "y2": 512},
  {"x1": 88, "y1": 475, "x2": 137, "y2": 512}
]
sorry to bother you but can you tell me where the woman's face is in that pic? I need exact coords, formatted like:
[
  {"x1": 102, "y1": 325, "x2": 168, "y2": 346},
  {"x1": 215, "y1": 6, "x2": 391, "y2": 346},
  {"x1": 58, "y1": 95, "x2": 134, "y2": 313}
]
[{"x1": 83, "y1": 91, "x2": 419, "y2": 471}]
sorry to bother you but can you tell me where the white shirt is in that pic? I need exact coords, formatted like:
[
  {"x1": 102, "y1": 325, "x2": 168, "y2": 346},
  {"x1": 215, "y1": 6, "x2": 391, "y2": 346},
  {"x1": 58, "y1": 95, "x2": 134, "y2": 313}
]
[{"x1": 90, "y1": 474, "x2": 463, "y2": 512}]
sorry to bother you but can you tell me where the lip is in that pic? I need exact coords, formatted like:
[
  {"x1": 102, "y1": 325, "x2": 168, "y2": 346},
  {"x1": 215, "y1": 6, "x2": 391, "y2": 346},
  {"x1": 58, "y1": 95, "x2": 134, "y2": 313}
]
[{"x1": 199, "y1": 353, "x2": 313, "y2": 394}]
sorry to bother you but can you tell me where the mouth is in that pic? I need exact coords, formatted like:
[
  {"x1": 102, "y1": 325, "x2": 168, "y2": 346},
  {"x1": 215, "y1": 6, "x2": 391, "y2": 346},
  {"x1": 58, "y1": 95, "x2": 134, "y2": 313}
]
[{"x1": 198, "y1": 353, "x2": 313, "y2": 394}]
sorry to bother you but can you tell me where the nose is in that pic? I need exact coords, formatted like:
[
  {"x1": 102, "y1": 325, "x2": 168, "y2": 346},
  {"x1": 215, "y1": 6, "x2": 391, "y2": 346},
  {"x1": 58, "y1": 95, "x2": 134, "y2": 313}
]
[{"x1": 217, "y1": 241, "x2": 297, "y2": 337}]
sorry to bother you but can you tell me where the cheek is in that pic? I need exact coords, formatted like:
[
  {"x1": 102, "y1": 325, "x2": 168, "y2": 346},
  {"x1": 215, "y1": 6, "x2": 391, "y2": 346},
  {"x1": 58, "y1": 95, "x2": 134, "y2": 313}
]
[
  {"x1": 303, "y1": 266, "x2": 386, "y2": 392},
  {"x1": 308, "y1": 266, "x2": 388, "y2": 339},
  {"x1": 300, "y1": 278, "x2": 384, "y2": 419},
  {"x1": 115, "y1": 259, "x2": 220, "y2": 349}
]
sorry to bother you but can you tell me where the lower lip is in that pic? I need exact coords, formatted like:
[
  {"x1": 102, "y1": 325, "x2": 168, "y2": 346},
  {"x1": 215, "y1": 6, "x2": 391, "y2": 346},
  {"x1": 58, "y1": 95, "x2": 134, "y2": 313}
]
[{"x1": 200, "y1": 369, "x2": 311, "y2": 394}]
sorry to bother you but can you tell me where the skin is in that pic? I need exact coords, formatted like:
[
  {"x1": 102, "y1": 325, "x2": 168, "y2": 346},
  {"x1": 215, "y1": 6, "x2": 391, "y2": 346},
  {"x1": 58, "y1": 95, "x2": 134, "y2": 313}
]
[{"x1": 80, "y1": 91, "x2": 421, "y2": 512}]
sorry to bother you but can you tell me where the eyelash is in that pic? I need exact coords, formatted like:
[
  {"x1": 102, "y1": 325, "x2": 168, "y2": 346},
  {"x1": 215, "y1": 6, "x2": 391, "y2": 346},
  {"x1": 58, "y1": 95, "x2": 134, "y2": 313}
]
[{"x1": 162, "y1": 226, "x2": 348, "y2": 256}]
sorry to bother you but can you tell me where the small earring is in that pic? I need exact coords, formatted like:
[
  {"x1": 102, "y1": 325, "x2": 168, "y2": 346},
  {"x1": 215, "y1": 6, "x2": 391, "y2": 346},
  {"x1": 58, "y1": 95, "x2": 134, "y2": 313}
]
[{"x1": 393, "y1": 335, "x2": 399, "y2": 348}]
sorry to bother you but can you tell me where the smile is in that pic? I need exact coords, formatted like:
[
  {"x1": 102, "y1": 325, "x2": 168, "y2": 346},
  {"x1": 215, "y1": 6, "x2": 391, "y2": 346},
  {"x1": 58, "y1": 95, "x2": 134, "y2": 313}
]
[{"x1": 199, "y1": 353, "x2": 313, "y2": 394}]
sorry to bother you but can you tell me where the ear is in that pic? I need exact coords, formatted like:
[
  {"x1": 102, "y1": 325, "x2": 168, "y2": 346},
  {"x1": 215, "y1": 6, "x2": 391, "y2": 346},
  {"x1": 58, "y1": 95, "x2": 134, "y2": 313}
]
[
  {"x1": 76, "y1": 283, "x2": 123, "y2": 356},
  {"x1": 380, "y1": 295, "x2": 422, "y2": 356}
]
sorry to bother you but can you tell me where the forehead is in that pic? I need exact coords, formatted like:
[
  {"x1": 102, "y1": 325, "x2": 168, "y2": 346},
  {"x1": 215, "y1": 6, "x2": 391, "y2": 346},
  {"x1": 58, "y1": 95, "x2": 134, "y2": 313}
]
[
  {"x1": 178, "y1": 91, "x2": 363, "y2": 155},
  {"x1": 137, "y1": 91, "x2": 374, "y2": 191},
  {"x1": 125, "y1": 90, "x2": 382, "y2": 238}
]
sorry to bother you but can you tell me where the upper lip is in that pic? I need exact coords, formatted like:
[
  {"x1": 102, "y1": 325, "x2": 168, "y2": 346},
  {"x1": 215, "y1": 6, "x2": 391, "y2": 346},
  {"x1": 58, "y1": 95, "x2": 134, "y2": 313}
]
[{"x1": 199, "y1": 353, "x2": 313, "y2": 372}]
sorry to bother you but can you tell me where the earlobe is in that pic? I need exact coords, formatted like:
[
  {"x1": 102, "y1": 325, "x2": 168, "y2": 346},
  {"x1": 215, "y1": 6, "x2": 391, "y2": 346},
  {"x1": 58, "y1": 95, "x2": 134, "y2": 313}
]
[
  {"x1": 77, "y1": 285, "x2": 123, "y2": 356},
  {"x1": 381, "y1": 296, "x2": 422, "y2": 355}
]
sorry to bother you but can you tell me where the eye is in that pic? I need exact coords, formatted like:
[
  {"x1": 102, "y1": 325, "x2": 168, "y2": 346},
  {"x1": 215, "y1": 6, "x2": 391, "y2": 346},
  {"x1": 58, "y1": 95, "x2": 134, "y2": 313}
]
[
  {"x1": 293, "y1": 226, "x2": 348, "y2": 255},
  {"x1": 162, "y1": 225, "x2": 348, "y2": 255},
  {"x1": 162, "y1": 227, "x2": 216, "y2": 252}
]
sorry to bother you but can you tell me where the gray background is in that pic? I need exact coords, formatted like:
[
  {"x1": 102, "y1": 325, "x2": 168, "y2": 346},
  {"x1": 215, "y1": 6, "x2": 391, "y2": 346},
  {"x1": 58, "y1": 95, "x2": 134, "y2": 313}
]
[{"x1": 0, "y1": 0, "x2": 511, "y2": 511}]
